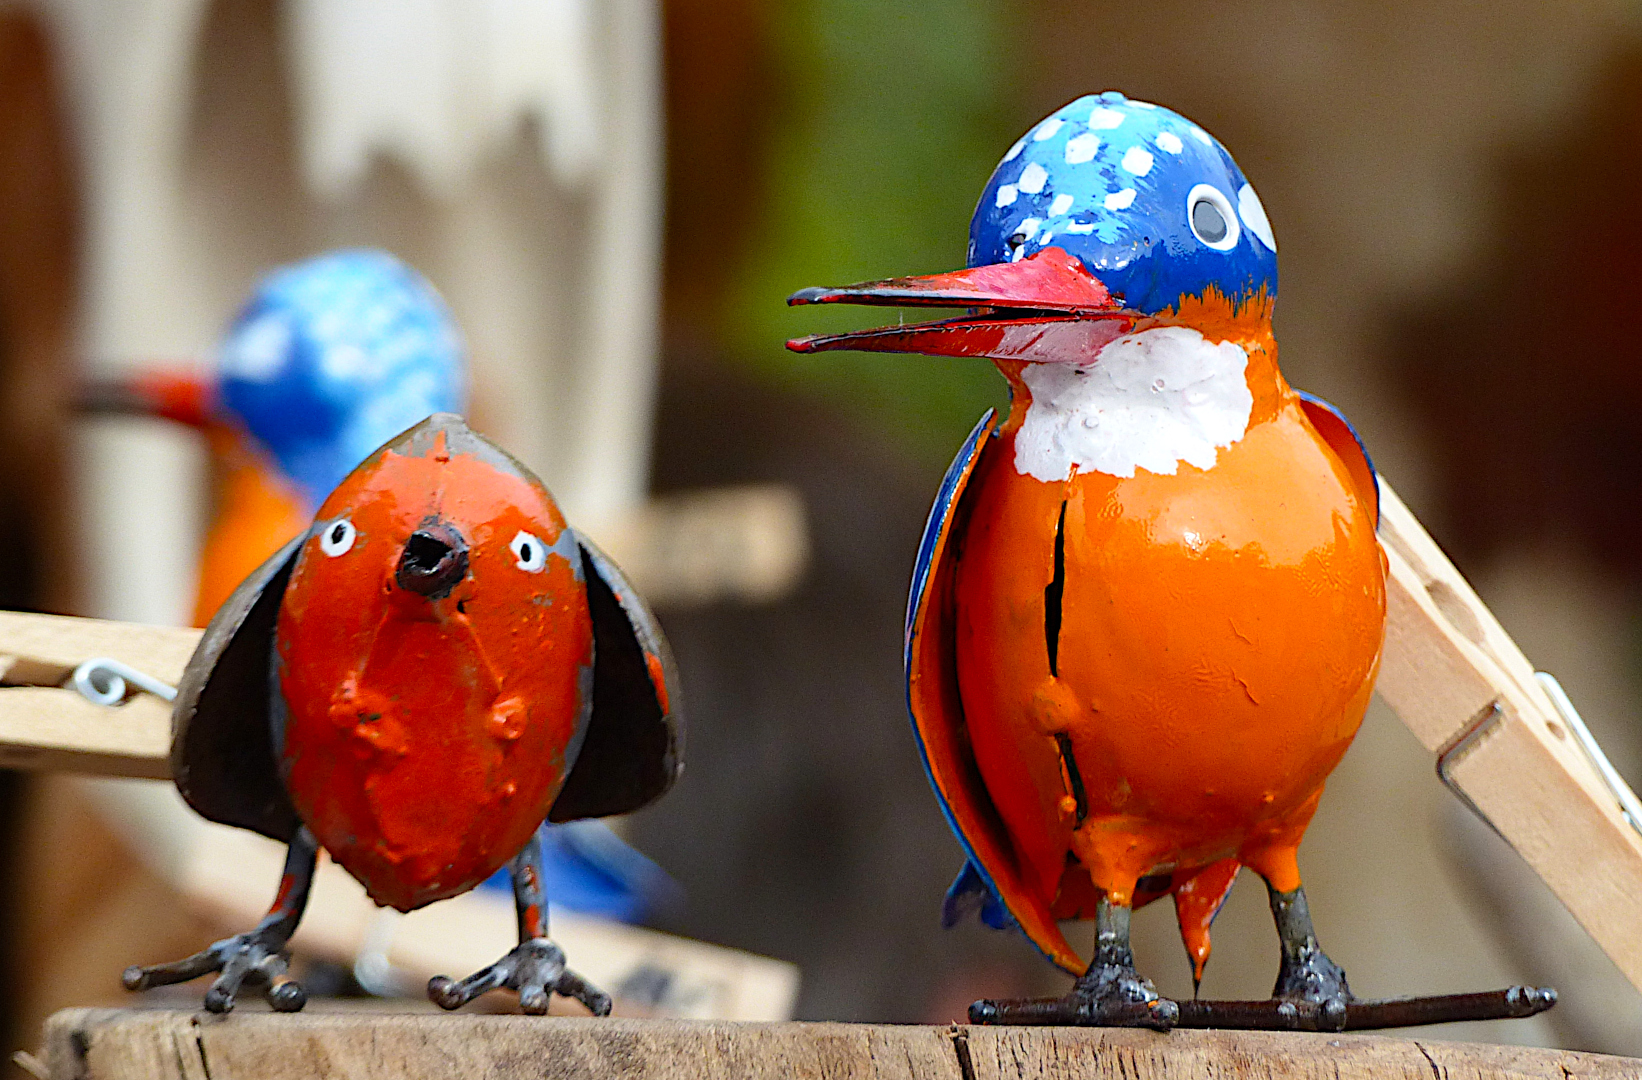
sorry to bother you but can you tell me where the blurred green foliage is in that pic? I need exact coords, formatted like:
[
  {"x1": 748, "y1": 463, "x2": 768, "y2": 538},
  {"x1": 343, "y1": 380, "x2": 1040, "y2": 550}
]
[{"x1": 723, "y1": 0, "x2": 1022, "y2": 463}]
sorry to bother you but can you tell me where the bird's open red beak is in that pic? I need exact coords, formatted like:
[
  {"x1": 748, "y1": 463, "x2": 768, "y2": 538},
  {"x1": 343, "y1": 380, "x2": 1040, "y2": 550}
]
[{"x1": 786, "y1": 247, "x2": 1138, "y2": 361}]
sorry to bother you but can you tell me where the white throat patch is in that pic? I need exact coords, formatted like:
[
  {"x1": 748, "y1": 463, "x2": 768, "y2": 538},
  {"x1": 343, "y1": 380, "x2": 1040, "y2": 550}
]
[{"x1": 1013, "y1": 326, "x2": 1253, "y2": 481}]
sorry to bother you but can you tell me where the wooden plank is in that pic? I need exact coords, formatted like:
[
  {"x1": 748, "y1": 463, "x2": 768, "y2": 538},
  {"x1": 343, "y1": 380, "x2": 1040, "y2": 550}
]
[
  {"x1": 0, "y1": 612, "x2": 199, "y2": 776},
  {"x1": 596, "y1": 484, "x2": 810, "y2": 606},
  {"x1": 42, "y1": 1009, "x2": 1642, "y2": 1080},
  {"x1": 960, "y1": 1025, "x2": 1642, "y2": 1079},
  {"x1": 1374, "y1": 480, "x2": 1642, "y2": 991}
]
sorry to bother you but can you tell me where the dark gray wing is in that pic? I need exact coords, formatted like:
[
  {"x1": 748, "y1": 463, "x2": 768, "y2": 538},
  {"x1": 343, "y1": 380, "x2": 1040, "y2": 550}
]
[
  {"x1": 170, "y1": 535, "x2": 303, "y2": 841},
  {"x1": 548, "y1": 535, "x2": 683, "y2": 822}
]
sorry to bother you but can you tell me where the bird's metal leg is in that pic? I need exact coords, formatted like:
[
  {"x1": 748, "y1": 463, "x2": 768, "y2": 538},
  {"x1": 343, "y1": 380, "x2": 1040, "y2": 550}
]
[
  {"x1": 426, "y1": 822, "x2": 612, "y2": 1016},
  {"x1": 1267, "y1": 882, "x2": 1351, "y2": 1009},
  {"x1": 123, "y1": 826, "x2": 318, "y2": 1014},
  {"x1": 970, "y1": 896, "x2": 1179, "y2": 1029}
]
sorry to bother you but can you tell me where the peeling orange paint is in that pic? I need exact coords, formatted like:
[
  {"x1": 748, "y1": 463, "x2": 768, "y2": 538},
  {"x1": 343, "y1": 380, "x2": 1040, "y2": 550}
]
[{"x1": 276, "y1": 442, "x2": 592, "y2": 912}]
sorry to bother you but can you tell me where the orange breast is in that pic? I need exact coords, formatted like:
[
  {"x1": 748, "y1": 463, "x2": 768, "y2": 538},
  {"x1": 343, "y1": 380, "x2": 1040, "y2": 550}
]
[
  {"x1": 953, "y1": 394, "x2": 1384, "y2": 908},
  {"x1": 275, "y1": 445, "x2": 593, "y2": 911}
]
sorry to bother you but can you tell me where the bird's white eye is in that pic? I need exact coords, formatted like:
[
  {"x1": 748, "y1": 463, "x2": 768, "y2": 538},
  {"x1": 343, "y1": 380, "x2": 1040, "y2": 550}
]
[
  {"x1": 510, "y1": 531, "x2": 547, "y2": 572},
  {"x1": 1187, "y1": 184, "x2": 1240, "y2": 251},
  {"x1": 319, "y1": 517, "x2": 356, "y2": 557}
]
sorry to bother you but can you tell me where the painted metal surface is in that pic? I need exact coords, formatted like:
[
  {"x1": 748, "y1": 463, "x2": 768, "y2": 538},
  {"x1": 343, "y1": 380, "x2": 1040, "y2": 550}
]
[
  {"x1": 131, "y1": 413, "x2": 680, "y2": 1014},
  {"x1": 219, "y1": 251, "x2": 466, "y2": 504},
  {"x1": 951, "y1": 346, "x2": 1381, "y2": 920},
  {"x1": 969, "y1": 92, "x2": 1277, "y2": 316},
  {"x1": 788, "y1": 93, "x2": 1548, "y2": 1030},
  {"x1": 275, "y1": 419, "x2": 592, "y2": 912}
]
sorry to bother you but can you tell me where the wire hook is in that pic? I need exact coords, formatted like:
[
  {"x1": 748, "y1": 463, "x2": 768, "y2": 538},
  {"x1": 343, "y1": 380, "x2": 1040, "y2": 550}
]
[
  {"x1": 1534, "y1": 671, "x2": 1642, "y2": 841},
  {"x1": 71, "y1": 658, "x2": 177, "y2": 706}
]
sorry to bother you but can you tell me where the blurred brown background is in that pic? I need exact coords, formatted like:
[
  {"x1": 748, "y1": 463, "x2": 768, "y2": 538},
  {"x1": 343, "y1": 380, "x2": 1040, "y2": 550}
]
[{"x1": 1, "y1": 0, "x2": 1641, "y2": 1059}]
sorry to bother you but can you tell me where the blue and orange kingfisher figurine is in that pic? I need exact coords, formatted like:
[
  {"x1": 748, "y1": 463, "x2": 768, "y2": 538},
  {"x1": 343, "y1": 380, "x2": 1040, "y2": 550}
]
[
  {"x1": 790, "y1": 93, "x2": 1556, "y2": 1031},
  {"x1": 81, "y1": 249, "x2": 468, "y2": 626}
]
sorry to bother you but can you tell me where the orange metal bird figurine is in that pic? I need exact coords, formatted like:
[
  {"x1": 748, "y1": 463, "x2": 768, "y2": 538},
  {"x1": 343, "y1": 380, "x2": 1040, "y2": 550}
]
[
  {"x1": 80, "y1": 252, "x2": 677, "y2": 924},
  {"x1": 122, "y1": 413, "x2": 680, "y2": 1015},
  {"x1": 789, "y1": 93, "x2": 1555, "y2": 1031}
]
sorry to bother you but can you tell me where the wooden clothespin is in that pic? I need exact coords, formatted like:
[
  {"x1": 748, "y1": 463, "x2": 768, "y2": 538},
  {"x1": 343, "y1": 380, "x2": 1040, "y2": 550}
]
[
  {"x1": 0, "y1": 611, "x2": 198, "y2": 778},
  {"x1": 1376, "y1": 479, "x2": 1642, "y2": 991}
]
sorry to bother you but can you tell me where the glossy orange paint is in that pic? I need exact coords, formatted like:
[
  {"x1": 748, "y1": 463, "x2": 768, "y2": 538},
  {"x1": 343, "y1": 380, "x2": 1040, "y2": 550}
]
[
  {"x1": 275, "y1": 432, "x2": 593, "y2": 912},
  {"x1": 1171, "y1": 858, "x2": 1242, "y2": 985},
  {"x1": 946, "y1": 290, "x2": 1385, "y2": 972}
]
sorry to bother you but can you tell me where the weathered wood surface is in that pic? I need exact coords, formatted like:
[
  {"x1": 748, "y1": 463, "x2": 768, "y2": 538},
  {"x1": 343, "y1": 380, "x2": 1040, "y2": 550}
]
[
  {"x1": 1374, "y1": 481, "x2": 1642, "y2": 992},
  {"x1": 41, "y1": 1009, "x2": 1642, "y2": 1080},
  {"x1": 0, "y1": 611, "x2": 199, "y2": 776}
]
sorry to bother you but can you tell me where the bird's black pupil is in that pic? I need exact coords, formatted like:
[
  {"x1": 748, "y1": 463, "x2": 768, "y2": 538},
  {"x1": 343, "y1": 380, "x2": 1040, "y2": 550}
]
[
  {"x1": 1008, "y1": 231, "x2": 1027, "y2": 249},
  {"x1": 331, "y1": 523, "x2": 345, "y2": 542},
  {"x1": 521, "y1": 543, "x2": 533, "y2": 561},
  {"x1": 1193, "y1": 199, "x2": 1227, "y2": 243}
]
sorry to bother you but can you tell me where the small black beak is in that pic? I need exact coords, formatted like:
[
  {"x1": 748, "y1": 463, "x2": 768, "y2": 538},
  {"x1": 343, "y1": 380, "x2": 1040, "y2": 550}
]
[{"x1": 396, "y1": 522, "x2": 468, "y2": 599}]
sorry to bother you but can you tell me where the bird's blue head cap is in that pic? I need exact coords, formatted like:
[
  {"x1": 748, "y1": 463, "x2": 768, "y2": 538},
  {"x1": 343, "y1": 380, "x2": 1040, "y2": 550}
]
[
  {"x1": 787, "y1": 93, "x2": 1279, "y2": 360},
  {"x1": 970, "y1": 92, "x2": 1276, "y2": 315},
  {"x1": 218, "y1": 249, "x2": 468, "y2": 505}
]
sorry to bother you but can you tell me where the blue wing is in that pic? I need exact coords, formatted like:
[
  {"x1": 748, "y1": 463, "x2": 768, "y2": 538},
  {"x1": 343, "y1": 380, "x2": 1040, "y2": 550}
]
[
  {"x1": 1296, "y1": 390, "x2": 1379, "y2": 527},
  {"x1": 905, "y1": 410, "x2": 995, "y2": 660},
  {"x1": 902, "y1": 411, "x2": 1085, "y2": 972}
]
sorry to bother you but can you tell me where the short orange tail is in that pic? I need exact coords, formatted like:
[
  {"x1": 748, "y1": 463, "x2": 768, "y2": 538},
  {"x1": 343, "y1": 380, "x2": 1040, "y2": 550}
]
[{"x1": 1171, "y1": 858, "x2": 1242, "y2": 988}]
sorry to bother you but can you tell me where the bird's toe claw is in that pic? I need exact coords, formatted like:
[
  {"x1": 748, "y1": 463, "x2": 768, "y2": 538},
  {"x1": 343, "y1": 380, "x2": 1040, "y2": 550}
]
[
  {"x1": 269, "y1": 976, "x2": 308, "y2": 1013},
  {"x1": 427, "y1": 975, "x2": 465, "y2": 1011},
  {"x1": 428, "y1": 938, "x2": 610, "y2": 1016},
  {"x1": 125, "y1": 930, "x2": 303, "y2": 1014}
]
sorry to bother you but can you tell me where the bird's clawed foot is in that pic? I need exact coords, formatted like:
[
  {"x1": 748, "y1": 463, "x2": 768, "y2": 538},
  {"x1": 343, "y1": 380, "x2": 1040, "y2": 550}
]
[
  {"x1": 971, "y1": 958, "x2": 1179, "y2": 1029},
  {"x1": 122, "y1": 928, "x2": 306, "y2": 1014},
  {"x1": 428, "y1": 938, "x2": 611, "y2": 1016},
  {"x1": 1266, "y1": 883, "x2": 1351, "y2": 1028},
  {"x1": 971, "y1": 897, "x2": 1177, "y2": 1029},
  {"x1": 1271, "y1": 936, "x2": 1351, "y2": 1027}
]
